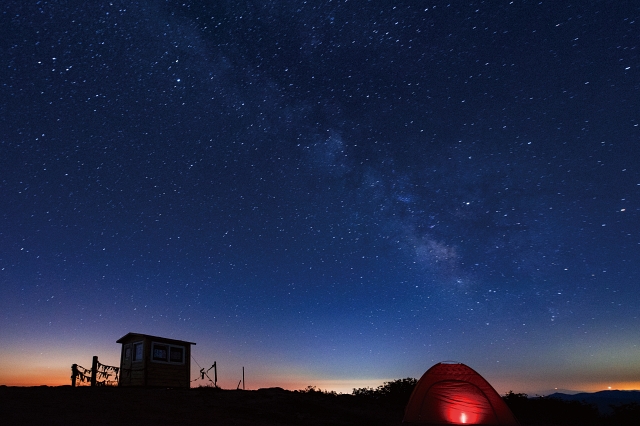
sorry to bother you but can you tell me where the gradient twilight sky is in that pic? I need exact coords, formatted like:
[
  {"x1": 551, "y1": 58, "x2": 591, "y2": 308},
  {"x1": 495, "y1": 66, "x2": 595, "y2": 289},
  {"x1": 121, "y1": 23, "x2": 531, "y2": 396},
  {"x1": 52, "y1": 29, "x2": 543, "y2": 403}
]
[{"x1": 2, "y1": 0, "x2": 640, "y2": 395}]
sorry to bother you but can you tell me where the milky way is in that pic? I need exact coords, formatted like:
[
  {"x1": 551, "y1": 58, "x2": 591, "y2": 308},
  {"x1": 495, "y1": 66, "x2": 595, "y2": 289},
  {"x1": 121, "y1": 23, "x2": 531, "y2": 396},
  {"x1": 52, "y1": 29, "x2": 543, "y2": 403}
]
[{"x1": 2, "y1": 0, "x2": 640, "y2": 393}]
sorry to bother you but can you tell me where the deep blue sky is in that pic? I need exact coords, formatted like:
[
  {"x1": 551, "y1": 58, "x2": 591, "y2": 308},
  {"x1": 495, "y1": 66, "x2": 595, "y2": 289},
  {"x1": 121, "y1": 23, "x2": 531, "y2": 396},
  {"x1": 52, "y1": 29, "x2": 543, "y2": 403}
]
[{"x1": 2, "y1": 0, "x2": 639, "y2": 393}]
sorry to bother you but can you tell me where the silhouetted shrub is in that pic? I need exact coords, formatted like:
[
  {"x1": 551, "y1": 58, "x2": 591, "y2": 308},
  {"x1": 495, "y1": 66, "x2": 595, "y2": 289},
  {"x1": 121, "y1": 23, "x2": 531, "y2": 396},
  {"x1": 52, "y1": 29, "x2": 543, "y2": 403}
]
[
  {"x1": 503, "y1": 391, "x2": 601, "y2": 425},
  {"x1": 351, "y1": 386, "x2": 376, "y2": 398},
  {"x1": 606, "y1": 402, "x2": 640, "y2": 426},
  {"x1": 503, "y1": 391, "x2": 532, "y2": 420},
  {"x1": 297, "y1": 385, "x2": 338, "y2": 396},
  {"x1": 352, "y1": 378, "x2": 417, "y2": 408}
]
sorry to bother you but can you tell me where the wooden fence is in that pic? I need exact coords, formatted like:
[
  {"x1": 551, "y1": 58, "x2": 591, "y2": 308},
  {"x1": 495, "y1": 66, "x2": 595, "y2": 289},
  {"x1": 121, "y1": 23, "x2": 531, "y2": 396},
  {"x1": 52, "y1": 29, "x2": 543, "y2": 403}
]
[{"x1": 71, "y1": 356, "x2": 120, "y2": 387}]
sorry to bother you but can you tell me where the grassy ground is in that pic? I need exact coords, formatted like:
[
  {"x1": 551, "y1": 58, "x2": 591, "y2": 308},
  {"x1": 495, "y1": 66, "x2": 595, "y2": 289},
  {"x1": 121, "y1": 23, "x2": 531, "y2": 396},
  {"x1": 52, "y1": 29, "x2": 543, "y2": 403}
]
[{"x1": 0, "y1": 385, "x2": 405, "y2": 425}]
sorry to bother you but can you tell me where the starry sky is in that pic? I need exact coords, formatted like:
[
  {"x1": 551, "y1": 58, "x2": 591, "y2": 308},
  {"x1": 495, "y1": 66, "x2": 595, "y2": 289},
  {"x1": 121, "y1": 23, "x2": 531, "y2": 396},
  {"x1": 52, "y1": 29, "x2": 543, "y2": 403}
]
[{"x1": 2, "y1": 0, "x2": 640, "y2": 394}]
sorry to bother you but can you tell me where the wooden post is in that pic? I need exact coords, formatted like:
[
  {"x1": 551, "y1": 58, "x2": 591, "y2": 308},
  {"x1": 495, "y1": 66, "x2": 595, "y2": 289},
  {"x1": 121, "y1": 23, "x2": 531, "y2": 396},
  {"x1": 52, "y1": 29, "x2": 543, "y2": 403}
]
[
  {"x1": 71, "y1": 364, "x2": 78, "y2": 387},
  {"x1": 213, "y1": 361, "x2": 217, "y2": 387},
  {"x1": 91, "y1": 356, "x2": 98, "y2": 387},
  {"x1": 242, "y1": 366, "x2": 245, "y2": 390}
]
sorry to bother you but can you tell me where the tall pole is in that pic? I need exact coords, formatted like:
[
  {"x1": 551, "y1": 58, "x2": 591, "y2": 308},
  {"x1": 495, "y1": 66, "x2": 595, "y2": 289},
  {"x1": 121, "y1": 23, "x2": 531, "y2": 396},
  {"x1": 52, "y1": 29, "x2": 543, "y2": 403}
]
[
  {"x1": 71, "y1": 364, "x2": 78, "y2": 387},
  {"x1": 91, "y1": 356, "x2": 98, "y2": 387},
  {"x1": 213, "y1": 361, "x2": 217, "y2": 387},
  {"x1": 242, "y1": 366, "x2": 245, "y2": 390}
]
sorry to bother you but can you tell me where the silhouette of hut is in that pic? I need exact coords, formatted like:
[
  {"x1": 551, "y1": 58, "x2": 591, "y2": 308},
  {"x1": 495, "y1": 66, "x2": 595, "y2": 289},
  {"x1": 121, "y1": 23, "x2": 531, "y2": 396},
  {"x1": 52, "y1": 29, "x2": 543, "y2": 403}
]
[{"x1": 117, "y1": 332, "x2": 195, "y2": 388}]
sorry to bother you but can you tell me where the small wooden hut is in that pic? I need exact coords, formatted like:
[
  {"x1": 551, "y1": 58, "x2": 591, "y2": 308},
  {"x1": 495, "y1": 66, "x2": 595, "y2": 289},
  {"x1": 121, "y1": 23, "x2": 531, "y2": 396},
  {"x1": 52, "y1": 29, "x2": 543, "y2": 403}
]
[{"x1": 116, "y1": 332, "x2": 195, "y2": 388}]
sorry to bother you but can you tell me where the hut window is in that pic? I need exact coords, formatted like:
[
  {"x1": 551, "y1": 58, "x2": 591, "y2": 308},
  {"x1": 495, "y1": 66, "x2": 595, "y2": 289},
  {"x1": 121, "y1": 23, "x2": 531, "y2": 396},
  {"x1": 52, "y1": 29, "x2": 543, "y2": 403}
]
[
  {"x1": 133, "y1": 342, "x2": 143, "y2": 362},
  {"x1": 152, "y1": 344, "x2": 169, "y2": 362},
  {"x1": 170, "y1": 346, "x2": 184, "y2": 363},
  {"x1": 151, "y1": 342, "x2": 185, "y2": 364},
  {"x1": 124, "y1": 344, "x2": 131, "y2": 361}
]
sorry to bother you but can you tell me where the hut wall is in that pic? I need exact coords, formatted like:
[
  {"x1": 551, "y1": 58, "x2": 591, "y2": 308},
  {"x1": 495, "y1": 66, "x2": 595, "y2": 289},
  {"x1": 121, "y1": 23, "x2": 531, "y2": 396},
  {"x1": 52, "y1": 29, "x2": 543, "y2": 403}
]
[
  {"x1": 117, "y1": 333, "x2": 192, "y2": 388},
  {"x1": 146, "y1": 363, "x2": 189, "y2": 387}
]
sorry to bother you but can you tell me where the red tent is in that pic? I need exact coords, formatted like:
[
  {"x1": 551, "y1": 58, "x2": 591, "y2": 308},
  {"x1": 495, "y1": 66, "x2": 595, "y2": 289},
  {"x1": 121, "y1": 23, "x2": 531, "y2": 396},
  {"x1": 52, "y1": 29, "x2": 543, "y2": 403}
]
[{"x1": 403, "y1": 362, "x2": 519, "y2": 425}]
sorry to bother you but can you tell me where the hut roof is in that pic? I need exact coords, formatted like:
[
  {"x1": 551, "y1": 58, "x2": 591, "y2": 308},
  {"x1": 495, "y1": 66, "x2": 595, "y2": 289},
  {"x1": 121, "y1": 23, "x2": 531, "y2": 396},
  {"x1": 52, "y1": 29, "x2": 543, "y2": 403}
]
[{"x1": 116, "y1": 332, "x2": 196, "y2": 346}]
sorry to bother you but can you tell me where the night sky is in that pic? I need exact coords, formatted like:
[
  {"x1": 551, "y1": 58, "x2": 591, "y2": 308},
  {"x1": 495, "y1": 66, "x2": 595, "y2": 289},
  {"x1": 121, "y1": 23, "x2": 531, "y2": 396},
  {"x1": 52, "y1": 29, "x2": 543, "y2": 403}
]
[{"x1": 2, "y1": 0, "x2": 640, "y2": 394}]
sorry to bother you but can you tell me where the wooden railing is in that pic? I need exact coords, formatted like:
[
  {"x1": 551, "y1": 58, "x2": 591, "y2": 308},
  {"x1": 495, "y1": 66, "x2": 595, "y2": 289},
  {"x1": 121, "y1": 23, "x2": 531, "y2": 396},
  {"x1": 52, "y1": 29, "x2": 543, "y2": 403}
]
[{"x1": 71, "y1": 356, "x2": 119, "y2": 387}]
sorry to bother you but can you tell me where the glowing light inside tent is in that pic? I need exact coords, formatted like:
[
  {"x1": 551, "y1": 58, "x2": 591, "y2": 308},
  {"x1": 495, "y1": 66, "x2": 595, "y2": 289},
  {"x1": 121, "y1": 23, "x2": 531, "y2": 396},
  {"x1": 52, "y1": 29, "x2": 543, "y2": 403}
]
[
  {"x1": 434, "y1": 382, "x2": 491, "y2": 424},
  {"x1": 444, "y1": 403, "x2": 480, "y2": 425}
]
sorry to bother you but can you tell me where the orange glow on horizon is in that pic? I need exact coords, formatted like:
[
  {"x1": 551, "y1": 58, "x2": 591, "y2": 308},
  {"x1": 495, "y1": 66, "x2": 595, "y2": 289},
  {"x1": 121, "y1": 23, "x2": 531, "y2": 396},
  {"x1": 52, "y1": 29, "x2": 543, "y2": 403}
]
[
  {"x1": 1, "y1": 368, "x2": 71, "y2": 387},
  {"x1": 489, "y1": 376, "x2": 640, "y2": 396},
  {"x1": 574, "y1": 381, "x2": 640, "y2": 392},
  {"x1": 3, "y1": 365, "x2": 640, "y2": 395},
  {"x1": 4, "y1": 375, "x2": 640, "y2": 394}
]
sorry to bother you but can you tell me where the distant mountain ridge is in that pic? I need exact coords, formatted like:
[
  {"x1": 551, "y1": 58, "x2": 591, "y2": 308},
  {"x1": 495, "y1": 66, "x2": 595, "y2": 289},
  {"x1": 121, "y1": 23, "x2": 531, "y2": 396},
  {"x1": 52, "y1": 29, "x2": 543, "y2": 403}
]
[{"x1": 546, "y1": 390, "x2": 640, "y2": 415}]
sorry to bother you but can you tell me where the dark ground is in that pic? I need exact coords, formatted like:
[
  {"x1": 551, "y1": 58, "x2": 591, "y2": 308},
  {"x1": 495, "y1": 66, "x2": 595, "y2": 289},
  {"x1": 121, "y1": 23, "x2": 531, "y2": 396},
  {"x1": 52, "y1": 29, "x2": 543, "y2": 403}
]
[
  {"x1": 3, "y1": 385, "x2": 639, "y2": 425},
  {"x1": 0, "y1": 385, "x2": 404, "y2": 426}
]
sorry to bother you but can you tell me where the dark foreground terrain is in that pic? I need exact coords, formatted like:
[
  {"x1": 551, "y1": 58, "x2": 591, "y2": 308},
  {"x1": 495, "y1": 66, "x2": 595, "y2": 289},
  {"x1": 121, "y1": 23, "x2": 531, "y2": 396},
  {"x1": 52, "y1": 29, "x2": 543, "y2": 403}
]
[
  {"x1": 0, "y1": 385, "x2": 404, "y2": 426},
  {"x1": 3, "y1": 385, "x2": 640, "y2": 425}
]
